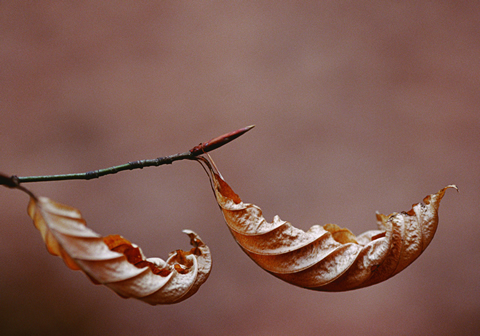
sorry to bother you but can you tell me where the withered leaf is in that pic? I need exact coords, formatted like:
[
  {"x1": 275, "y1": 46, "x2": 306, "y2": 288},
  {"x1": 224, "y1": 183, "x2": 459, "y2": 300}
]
[
  {"x1": 209, "y1": 167, "x2": 456, "y2": 291},
  {"x1": 27, "y1": 195, "x2": 211, "y2": 304}
]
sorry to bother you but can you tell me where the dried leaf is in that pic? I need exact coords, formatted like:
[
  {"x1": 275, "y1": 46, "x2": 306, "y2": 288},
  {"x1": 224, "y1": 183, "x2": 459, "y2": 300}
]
[
  {"x1": 210, "y1": 168, "x2": 456, "y2": 291},
  {"x1": 27, "y1": 195, "x2": 211, "y2": 304}
]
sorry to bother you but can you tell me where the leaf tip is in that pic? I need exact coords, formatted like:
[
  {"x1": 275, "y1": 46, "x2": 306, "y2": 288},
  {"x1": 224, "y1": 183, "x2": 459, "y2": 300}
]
[
  {"x1": 446, "y1": 184, "x2": 458, "y2": 192},
  {"x1": 182, "y1": 229, "x2": 206, "y2": 248}
]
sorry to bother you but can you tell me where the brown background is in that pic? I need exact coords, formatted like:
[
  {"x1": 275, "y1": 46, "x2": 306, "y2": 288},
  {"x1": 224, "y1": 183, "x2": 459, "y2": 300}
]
[{"x1": 1, "y1": 2, "x2": 479, "y2": 335}]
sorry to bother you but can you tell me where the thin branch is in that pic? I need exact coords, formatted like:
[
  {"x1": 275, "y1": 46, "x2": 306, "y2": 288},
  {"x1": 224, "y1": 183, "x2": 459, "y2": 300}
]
[
  {"x1": 2, "y1": 125, "x2": 254, "y2": 185},
  {"x1": 15, "y1": 152, "x2": 192, "y2": 183}
]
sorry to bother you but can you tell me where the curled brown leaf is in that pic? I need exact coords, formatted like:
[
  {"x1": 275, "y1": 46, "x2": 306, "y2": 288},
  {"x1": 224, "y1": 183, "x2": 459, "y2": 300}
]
[
  {"x1": 208, "y1": 164, "x2": 456, "y2": 291},
  {"x1": 27, "y1": 195, "x2": 211, "y2": 304}
]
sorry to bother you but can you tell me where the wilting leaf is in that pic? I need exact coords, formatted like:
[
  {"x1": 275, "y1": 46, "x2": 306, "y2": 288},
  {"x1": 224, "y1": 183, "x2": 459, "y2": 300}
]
[
  {"x1": 26, "y1": 195, "x2": 211, "y2": 304},
  {"x1": 208, "y1": 165, "x2": 456, "y2": 291}
]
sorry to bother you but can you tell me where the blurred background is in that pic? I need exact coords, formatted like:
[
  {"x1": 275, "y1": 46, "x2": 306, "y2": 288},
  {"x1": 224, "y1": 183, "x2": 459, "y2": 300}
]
[{"x1": 1, "y1": 2, "x2": 479, "y2": 335}]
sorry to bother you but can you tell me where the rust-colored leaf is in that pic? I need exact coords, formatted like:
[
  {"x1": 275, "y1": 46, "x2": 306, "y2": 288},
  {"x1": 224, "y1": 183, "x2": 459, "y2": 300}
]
[
  {"x1": 27, "y1": 195, "x2": 211, "y2": 304},
  {"x1": 209, "y1": 166, "x2": 456, "y2": 291}
]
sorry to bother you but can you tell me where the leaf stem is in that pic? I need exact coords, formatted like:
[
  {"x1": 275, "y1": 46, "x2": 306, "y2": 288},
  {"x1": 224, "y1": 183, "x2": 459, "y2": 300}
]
[{"x1": 6, "y1": 125, "x2": 254, "y2": 184}]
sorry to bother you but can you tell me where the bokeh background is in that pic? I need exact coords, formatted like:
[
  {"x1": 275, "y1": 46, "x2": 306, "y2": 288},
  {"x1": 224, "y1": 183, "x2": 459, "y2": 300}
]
[{"x1": 1, "y1": 2, "x2": 479, "y2": 335}]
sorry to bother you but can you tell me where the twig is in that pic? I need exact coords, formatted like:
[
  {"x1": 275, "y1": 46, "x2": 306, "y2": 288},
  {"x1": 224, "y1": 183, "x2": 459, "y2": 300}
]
[{"x1": 2, "y1": 125, "x2": 254, "y2": 185}]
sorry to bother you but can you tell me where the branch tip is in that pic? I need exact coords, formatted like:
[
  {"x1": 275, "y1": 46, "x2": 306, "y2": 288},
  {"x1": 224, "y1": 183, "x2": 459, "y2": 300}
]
[
  {"x1": 190, "y1": 125, "x2": 255, "y2": 156},
  {"x1": 13, "y1": 125, "x2": 255, "y2": 184}
]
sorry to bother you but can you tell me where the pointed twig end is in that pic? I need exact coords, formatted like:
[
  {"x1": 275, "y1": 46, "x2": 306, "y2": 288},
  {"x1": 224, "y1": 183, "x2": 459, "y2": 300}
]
[{"x1": 190, "y1": 125, "x2": 255, "y2": 156}]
